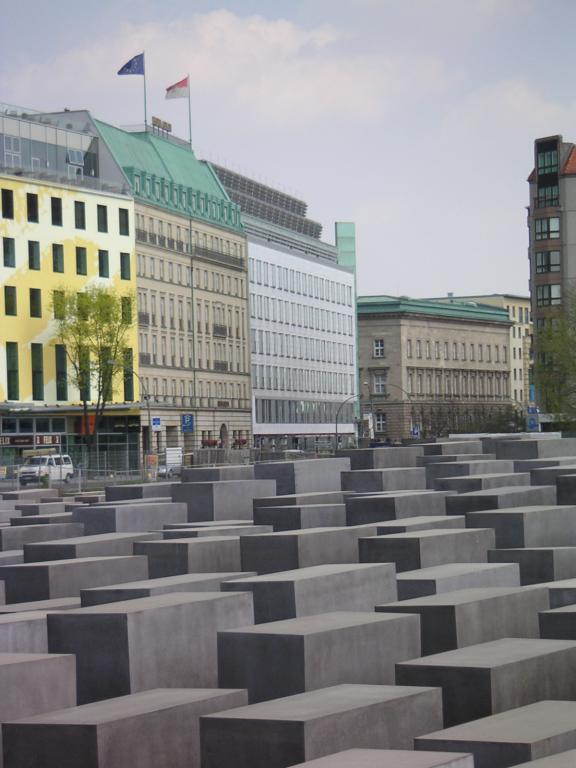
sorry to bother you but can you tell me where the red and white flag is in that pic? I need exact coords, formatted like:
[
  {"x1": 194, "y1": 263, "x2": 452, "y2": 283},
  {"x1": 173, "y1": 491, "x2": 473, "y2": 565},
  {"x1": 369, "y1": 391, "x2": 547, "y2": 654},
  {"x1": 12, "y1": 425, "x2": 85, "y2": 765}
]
[{"x1": 165, "y1": 76, "x2": 189, "y2": 100}]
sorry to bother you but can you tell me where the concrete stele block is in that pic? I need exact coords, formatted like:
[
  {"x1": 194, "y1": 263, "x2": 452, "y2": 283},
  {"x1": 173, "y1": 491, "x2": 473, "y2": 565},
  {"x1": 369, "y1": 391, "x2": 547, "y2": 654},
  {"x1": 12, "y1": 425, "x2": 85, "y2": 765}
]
[
  {"x1": 445, "y1": 485, "x2": 557, "y2": 515},
  {"x1": 254, "y1": 458, "x2": 351, "y2": 495},
  {"x1": 345, "y1": 492, "x2": 450, "y2": 525},
  {"x1": 289, "y1": 749, "x2": 474, "y2": 767},
  {"x1": 134, "y1": 536, "x2": 241, "y2": 577},
  {"x1": 465, "y1": 505, "x2": 576, "y2": 548},
  {"x1": 397, "y1": 563, "x2": 521, "y2": 600},
  {"x1": 488, "y1": 547, "x2": 576, "y2": 585},
  {"x1": 23, "y1": 532, "x2": 159, "y2": 563},
  {"x1": 200, "y1": 684, "x2": 443, "y2": 768}
]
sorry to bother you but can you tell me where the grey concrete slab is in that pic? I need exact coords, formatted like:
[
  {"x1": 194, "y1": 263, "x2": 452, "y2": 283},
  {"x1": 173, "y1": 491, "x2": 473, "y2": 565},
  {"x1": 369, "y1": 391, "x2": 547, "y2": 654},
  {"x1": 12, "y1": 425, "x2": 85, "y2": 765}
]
[
  {"x1": 466, "y1": 506, "x2": 576, "y2": 548},
  {"x1": 345, "y1": 492, "x2": 450, "y2": 525},
  {"x1": 254, "y1": 504, "x2": 347, "y2": 531},
  {"x1": 219, "y1": 611, "x2": 421, "y2": 702},
  {"x1": 423, "y1": 441, "x2": 484, "y2": 456},
  {"x1": 1, "y1": 488, "x2": 58, "y2": 501},
  {"x1": 134, "y1": 536, "x2": 241, "y2": 577},
  {"x1": 71, "y1": 501, "x2": 188, "y2": 534},
  {"x1": 80, "y1": 572, "x2": 256, "y2": 606},
  {"x1": 495, "y1": 437, "x2": 576, "y2": 459},
  {"x1": 48, "y1": 591, "x2": 254, "y2": 703},
  {"x1": 415, "y1": 700, "x2": 576, "y2": 768},
  {"x1": 540, "y1": 604, "x2": 576, "y2": 640},
  {"x1": 222, "y1": 563, "x2": 397, "y2": 623},
  {"x1": 446, "y1": 485, "x2": 557, "y2": 514},
  {"x1": 397, "y1": 563, "x2": 521, "y2": 600},
  {"x1": 0, "y1": 652, "x2": 76, "y2": 768},
  {"x1": 513, "y1": 457, "x2": 576, "y2": 473},
  {"x1": 172, "y1": 479, "x2": 276, "y2": 521},
  {"x1": 163, "y1": 519, "x2": 253, "y2": 528},
  {"x1": 160, "y1": 524, "x2": 272, "y2": 538},
  {"x1": 181, "y1": 464, "x2": 255, "y2": 482},
  {"x1": 513, "y1": 750, "x2": 576, "y2": 767},
  {"x1": 488, "y1": 547, "x2": 576, "y2": 585},
  {"x1": 556, "y1": 474, "x2": 576, "y2": 504},
  {"x1": 200, "y1": 684, "x2": 443, "y2": 768},
  {"x1": 375, "y1": 516, "x2": 465, "y2": 534},
  {"x1": 2, "y1": 687, "x2": 247, "y2": 768},
  {"x1": 104, "y1": 482, "x2": 175, "y2": 501},
  {"x1": 0, "y1": 612, "x2": 49, "y2": 652},
  {"x1": 0, "y1": 523, "x2": 84, "y2": 551},
  {"x1": 542, "y1": 578, "x2": 576, "y2": 608},
  {"x1": 254, "y1": 491, "x2": 347, "y2": 509},
  {"x1": 0, "y1": 551, "x2": 22, "y2": 566},
  {"x1": 23, "y1": 531, "x2": 160, "y2": 562},
  {"x1": 14, "y1": 502, "x2": 66, "y2": 515},
  {"x1": 397, "y1": 637, "x2": 576, "y2": 726},
  {"x1": 290, "y1": 751, "x2": 473, "y2": 768},
  {"x1": 376, "y1": 586, "x2": 548, "y2": 654},
  {"x1": 360, "y1": 528, "x2": 495, "y2": 572},
  {"x1": 0, "y1": 555, "x2": 148, "y2": 603},
  {"x1": 531, "y1": 465, "x2": 576, "y2": 485},
  {"x1": 337, "y1": 446, "x2": 425, "y2": 469},
  {"x1": 0, "y1": 597, "x2": 80, "y2": 613},
  {"x1": 239, "y1": 525, "x2": 378, "y2": 574},
  {"x1": 341, "y1": 468, "x2": 427, "y2": 493},
  {"x1": 417, "y1": 453, "x2": 494, "y2": 467},
  {"x1": 254, "y1": 458, "x2": 351, "y2": 495},
  {"x1": 11, "y1": 512, "x2": 75, "y2": 525},
  {"x1": 426, "y1": 460, "x2": 515, "y2": 489},
  {"x1": 435, "y1": 473, "x2": 530, "y2": 493}
]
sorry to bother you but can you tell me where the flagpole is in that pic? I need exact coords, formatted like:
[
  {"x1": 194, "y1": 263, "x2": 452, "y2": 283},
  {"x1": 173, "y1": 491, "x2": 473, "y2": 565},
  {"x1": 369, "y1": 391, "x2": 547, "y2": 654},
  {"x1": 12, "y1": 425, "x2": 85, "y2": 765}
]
[
  {"x1": 187, "y1": 73, "x2": 192, "y2": 150},
  {"x1": 143, "y1": 52, "x2": 148, "y2": 127}
]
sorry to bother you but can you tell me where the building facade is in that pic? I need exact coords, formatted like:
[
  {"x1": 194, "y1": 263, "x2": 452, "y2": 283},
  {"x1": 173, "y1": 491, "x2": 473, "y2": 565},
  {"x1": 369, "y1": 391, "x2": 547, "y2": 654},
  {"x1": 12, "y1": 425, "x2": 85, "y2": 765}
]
[
  {"x1": 212, "y1": 164, "x2": 357, "y2": 449},
  {"x1": 357, "y1": 296, "x2": 513, "y2": 441},
  {"x1": 0, "y1": 108, "x2": 138, "y2": 461}
]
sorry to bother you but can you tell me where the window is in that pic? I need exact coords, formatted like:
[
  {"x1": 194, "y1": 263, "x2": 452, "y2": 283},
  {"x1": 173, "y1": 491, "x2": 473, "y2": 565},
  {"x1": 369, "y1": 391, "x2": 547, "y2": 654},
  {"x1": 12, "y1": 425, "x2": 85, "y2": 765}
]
[
  {"x1": 52, "y1": 244, "x2": 64, "y2": 273},
  {"x1": 452, "y1": 342, "x2": 458, "y2": 360},
  {"x1": 97, "y1": 205, "x2": 108, "y2": 233},
  {"x1": 1, "y1": 189, "x2": 14, "y2": 219},
  {"x1": 29, "y1": 288, "x2": 41, "y2": 318},
  {"x1": 536, "y1": 251, "x2": 560, "y2": 273},
  {"x1": 76, "y1": 247, "x2": 87, "y2": 275},
  {"x1": 373, "y1": 372, "x2": 387, "y2": 394},
  {"x1": 435, "y1": 341, "x2": 440, "y2": 359},
  {"x1": 373, "y1": 338, "x2": 385, "y2": 358},
  {"x1": 6, "y1": 342, "x2": 19, "y2": 399},
  {"x1": 55, "y1": 344, "x2": 67, "y2": 401},
  {"x1": 98, "y1": 250, "x2": 109, "y2": 278},
  {"x1": 537, "y1": 149, "x2": 558, "y2": 175},
  {"x1": 51, "y1": 197, "x2": 62, "y2": 226},
  {"x1": 53, "y1": 290, "x2": 65, "y2": 320},
  {"x1": 536, "y1": 284, "x2": 562, "y2": 306},
  {"x1": 407, "y1": 340, "x2": 412, "y2": 358},
  {"x1": 416, "y1": 340, "x2": 422, "y2": 358},
  {"x1": 120, "y1": 252, "x2": 131, "y2": 280},
  {"x1": 375, "y1": 413, "x2": 387, "y2": 432},
  {"x1": 31, "y1": 343, "x2": 44, "y2": 400},
  {"x1": 28, "y1": 241, "x2": 40, "y2": 270},
  {"x1": 72, "y1": 200, "x2": 86, "y2": 230},
  {"x1": 123, "y1": 349, "x2": 134, "y2": 401},
  {"x1": 4, "y1": 286, "x2": 16, "y2": 316},
  {"x1": 3, "y1": 237, "x2": 15, "y2": 267},
  {"x1": 119, "y1": 208, "x2": 130, "y2": 236},
  {"x1": 537, "y1": 185, "x2": 559, "y2": 208},
  {"x1": 535, "y1": 217, "x2": 560, "y2": 240},
  {"x1": 27, "y1": 193, "x2": 38, "y2": 223}
]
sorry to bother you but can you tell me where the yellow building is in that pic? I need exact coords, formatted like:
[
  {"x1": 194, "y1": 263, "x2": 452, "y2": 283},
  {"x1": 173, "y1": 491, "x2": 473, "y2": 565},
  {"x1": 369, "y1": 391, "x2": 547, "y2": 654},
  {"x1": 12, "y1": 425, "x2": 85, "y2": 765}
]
[{"x1": 0, "y1": 169, "x2": 138, "y2": 458}]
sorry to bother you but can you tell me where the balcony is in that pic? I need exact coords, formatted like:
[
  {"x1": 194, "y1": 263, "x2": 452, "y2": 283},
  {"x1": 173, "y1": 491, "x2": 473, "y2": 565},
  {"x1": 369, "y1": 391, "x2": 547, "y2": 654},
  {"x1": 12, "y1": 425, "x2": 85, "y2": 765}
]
[
  {"x1": 193, "y1": 244, "x2": 244, "y2": 270},
  {"x1": 213, "y1": 323, "x2": 228, "y2": 337},
  {"x1": 136, "y1": 228, "x2": 147, "y2": 243},
  {"x1": 533, "y1": 196, "x2": 560, "y2": 210},
  {"x1": 176, "y1": 240, "x2": 184, "y2": 252},
  {"x1": 148, "y1": 233, "x2": 157, "y2": 245},
  {"x1": 167, "y1": 238, "x2": 175, "y2": 250},
  {"x1": 214, "y1": 360, "x2": 228, "y2": 372},
  {"x1": 158, "y1": 235, "x2": 166, "y2": 248},
  {"x1": 139, "y1": 352, "x2": 151, "y2": 365},
  {"x1": 217, "y1": 400, "x2": 230, "y2": 408},
  {"x1": 137, "y1": 311, "x2": 150, "y2": 326}
]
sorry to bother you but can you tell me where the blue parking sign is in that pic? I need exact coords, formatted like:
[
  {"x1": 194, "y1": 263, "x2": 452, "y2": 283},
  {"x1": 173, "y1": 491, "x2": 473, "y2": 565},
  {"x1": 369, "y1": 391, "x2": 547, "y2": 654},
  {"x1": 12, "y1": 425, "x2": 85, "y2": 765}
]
[{"x1": 181, "y1": 414, "x2": 194, "y2": 433}]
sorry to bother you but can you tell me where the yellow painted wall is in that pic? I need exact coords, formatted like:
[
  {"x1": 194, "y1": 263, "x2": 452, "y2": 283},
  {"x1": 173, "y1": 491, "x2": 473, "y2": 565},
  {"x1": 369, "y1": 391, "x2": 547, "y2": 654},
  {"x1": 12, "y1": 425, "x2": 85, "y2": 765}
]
[{"x1": 0, "y1": 174, "x2": 138, "y2": 404}]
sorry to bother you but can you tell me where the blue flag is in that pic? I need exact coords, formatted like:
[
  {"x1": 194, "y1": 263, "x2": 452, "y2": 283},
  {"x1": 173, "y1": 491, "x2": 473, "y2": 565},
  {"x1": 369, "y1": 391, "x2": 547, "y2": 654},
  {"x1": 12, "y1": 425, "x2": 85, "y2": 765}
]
[{"x1": 118, "y1": 53, "x2": 145, "y2": 76}]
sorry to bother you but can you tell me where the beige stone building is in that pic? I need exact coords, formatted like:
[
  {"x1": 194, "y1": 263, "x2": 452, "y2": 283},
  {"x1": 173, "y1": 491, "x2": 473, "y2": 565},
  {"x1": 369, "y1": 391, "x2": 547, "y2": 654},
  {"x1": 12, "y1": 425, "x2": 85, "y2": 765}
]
[{"x1": 357, "y1": 296, "x2": 514, "y2": 441}]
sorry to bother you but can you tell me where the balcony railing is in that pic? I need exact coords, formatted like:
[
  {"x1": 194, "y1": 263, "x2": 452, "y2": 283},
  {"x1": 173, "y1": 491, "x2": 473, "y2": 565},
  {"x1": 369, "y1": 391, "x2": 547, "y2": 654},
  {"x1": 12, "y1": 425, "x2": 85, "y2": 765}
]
[
  {"x1": 534, "y1": 196, "x2": 560, "y2": 209},
  {"x1": 213, "y1": 323, "x2": 228, "y2": 337},
  {"x1": 214, "y1": 360, "x2": 228, "y2": 372},
  {"x1": 193, "y1": 245, "x2": 244, "y2": 270},
  {"x1": 139, "y1": 352, "x2": 151, "y2": 365},
  {"x1": 137, "y1": 311, "x2": 150, "y2": 326}
]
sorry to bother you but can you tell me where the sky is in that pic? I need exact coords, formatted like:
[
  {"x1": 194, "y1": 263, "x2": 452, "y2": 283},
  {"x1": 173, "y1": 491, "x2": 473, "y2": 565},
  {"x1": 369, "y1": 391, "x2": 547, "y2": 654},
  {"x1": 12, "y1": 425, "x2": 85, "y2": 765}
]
[{"x1": 2, "y1": 0, "x2": 576, "y2": 298}]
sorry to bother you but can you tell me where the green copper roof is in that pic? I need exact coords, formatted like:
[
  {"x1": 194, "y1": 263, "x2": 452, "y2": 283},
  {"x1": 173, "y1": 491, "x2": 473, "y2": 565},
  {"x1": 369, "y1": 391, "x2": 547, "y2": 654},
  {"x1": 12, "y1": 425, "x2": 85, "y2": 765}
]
[
  {"x1": 94, "y1": 120, "x2": 243, "y2": 232},
  {"x1": 358, "y1": 295, "x2": 511, "y2": 324}
]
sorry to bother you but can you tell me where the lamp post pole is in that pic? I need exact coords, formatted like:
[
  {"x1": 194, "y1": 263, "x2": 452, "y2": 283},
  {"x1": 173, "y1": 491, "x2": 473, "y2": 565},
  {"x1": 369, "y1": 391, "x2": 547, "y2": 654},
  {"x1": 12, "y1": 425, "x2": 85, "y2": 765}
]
[
  {"x1": 107, "y1": 360, "x2": 152, "y2": 462},
  {"x1": 334, "y1": 393, "x2": 359, "y2": 451}
]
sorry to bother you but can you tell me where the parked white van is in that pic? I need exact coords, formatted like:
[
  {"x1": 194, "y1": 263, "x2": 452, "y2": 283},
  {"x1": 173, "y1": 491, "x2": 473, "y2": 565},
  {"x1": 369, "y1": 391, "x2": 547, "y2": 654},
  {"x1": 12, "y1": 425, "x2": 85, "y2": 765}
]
[{"x1": 18, "y1": 455, "x2": 74, "y2": 485}]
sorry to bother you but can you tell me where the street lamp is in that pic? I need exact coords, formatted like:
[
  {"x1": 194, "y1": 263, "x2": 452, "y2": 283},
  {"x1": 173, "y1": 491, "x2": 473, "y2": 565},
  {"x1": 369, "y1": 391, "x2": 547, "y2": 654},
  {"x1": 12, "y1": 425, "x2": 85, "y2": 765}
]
[
  {"x1": 335, "y1": 384, "x2": 367, "y2": 450},
  {"x1": 107, "y1": 360, "x2": 152, "y2": 454}
]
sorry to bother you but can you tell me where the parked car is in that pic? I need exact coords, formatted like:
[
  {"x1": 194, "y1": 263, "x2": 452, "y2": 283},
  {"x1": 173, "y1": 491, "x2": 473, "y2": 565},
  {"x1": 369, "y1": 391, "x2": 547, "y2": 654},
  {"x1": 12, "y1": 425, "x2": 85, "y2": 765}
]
[{"x1": 18, "y1": 454, "x2": 74, "y2": 485}]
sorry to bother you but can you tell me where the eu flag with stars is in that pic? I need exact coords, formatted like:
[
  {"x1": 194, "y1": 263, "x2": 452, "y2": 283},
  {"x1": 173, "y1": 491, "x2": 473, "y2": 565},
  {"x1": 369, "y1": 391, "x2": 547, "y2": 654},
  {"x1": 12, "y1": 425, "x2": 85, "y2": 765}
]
[{"x1": 117, "y1": 53, "x2": 145, "y2": 76}]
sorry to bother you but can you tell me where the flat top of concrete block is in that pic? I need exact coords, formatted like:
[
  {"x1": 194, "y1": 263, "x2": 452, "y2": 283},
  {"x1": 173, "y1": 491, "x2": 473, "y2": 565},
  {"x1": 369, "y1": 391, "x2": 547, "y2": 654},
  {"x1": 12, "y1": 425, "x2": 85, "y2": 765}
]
[
  {"x1": 257, "y1": 458, "x2": 347, "y2": 466},
  {"x1": 138, "y1": 535, "x2": 240, "y2": 546},
  {"x1": 378, "y1": 586, "x2": 543, "y2": 608},
  {"x1": 0, "y1": 611, "x2": 51, "y2": 625},
  {"x1": 83, "y1": 572, "x2": 255, "y2": 592},
  {"x1": 0, "y1": 555, "x2": 145, "y2": 571},
  {"x1": 364, "y1": 528, "x2": 493, "y2": 542},
  {"x1": 494, "y1": 547, "x2": 576, "y2": 554},
  {"x1": 419, "y1": 700, "x2": 576, "y2": 743},
  {"x1": 7, "y1": 688, "x2": 245, "y2": 726},
  {"x1": 260, "y1": 504, "x2": 346, "y2": 511},
  {"x1": 541, "y1": 604, "x2": 576, "y2": 615},
  {"x1": 400, "y1": 638, "x2": 576, "y2": 668},
  {"x1": 456, "y1": 486, "x2": 556, "y2": 498},
  {"x1": 514, "y1": 750, "x2": 576, "y2": 767},
  {"x1": 0, "y1": 652, "x2": 72, "y2": 667},
  {"x1": 348, "y1": 491, "x2": 445, "y2": 499},
  {"x1": 243, "y1": 526, "x2": 353, "y2": 540},
  {"x1": 0, "y1": 598, "x2": 80, "y2": 613},
  {"x1": 290, "y1": 749, "x2": 474, "y2": 767},
  {"x1": 225, "y1": 563, "x2": 392, "y2": 584},
  {"x1": 25, "y1": 532, "x2": 157, "y2": 546},
  {"x1": 376, "y1": 516, "x2": 464, "y2": 528},
  {"x1": 343, "y1": 468, "x2": 422, "y2": 474},
  {"x1": 398, "y1": 563, "x2": 519, "y2": 581},
  {"x1": 55, "y1": 590, "x2": 247, "y2": 616},
  {"x1": 543, "y1": 579, "x2": 576, "y2": 589},
  {"x1": 202, "y1": 684, "x2": 438, "y2": 722},
  {"x1": 220, "y1": 611, "x2": 412, "y2": 637},
  {"x1": 468, "y1": 505, "x2": 575, "y2": 516},
  {"x1": 164, "y1": 520, "x2": 252, "y2": 528}
]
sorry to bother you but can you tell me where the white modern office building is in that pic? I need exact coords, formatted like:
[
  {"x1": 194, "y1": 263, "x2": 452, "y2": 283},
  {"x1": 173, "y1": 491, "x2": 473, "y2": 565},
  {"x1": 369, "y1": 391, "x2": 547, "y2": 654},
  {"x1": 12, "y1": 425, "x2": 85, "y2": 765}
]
[{"x1": 211, "y1": 165, "x2": 358, "y2": 449}]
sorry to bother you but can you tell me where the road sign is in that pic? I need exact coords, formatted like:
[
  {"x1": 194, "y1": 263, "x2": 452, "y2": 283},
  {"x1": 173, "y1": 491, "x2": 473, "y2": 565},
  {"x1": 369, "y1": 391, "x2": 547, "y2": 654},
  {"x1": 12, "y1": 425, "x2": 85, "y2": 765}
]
[
  {"x1": 527, "y1": 406, "x2": 538, "y2": 415},
  {"x1": 181, "y1": 414, "x2": 194, "y2": 433},
  {"x1": 151, "y1": 417, "x2": 161, "y2": 432},
  {"x1": 527, "y1": 416, "x2": 540, "y2": 432}
]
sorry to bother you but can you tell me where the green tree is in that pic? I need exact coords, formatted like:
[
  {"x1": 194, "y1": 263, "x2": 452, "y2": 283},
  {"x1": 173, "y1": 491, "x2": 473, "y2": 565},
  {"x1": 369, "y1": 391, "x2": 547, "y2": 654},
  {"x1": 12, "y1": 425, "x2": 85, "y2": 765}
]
[
  {"x1": 51, "y1": 285, "x2": 135, "y2": 448},
  {"x1": 533, "y1": 300, "x2": 576, "y2": 427}
]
